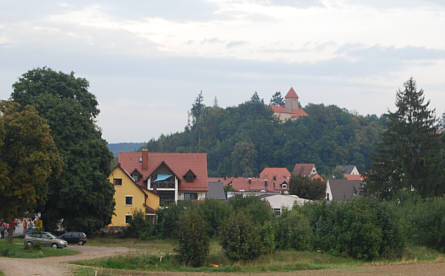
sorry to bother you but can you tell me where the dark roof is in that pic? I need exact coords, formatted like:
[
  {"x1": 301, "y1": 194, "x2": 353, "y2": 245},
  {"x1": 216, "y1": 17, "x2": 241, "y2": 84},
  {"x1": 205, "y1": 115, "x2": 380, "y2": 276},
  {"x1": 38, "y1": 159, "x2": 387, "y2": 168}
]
[
  {"x1": 293, "y1": 163, "x2": 315, "y2": 176},
  {"x1": 207, "y1": 181, "x2": 226, "y2": 200},
  {"x1": 329, "y1": 179, "x2": 363, "y2": 201},
  {"x1": 336, "y1": 165, "x2": 357, "y2": 174}
]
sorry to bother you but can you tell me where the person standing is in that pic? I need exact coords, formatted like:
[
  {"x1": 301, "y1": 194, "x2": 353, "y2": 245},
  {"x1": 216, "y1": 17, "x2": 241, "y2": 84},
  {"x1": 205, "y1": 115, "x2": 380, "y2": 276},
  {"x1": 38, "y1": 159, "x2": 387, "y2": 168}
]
[{"x1": 0, "y1": 222, "x2": 5, "y2": 239}]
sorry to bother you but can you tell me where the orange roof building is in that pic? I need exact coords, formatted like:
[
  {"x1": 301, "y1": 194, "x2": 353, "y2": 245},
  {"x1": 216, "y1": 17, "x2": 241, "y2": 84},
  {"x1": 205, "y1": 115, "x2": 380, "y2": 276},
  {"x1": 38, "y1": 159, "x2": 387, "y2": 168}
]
[
  {"x1": 118, "y1": 149, "x2": 208, "y2": 205},
  {"x1": 271, "y1": 87, "x2": 308, "y2": 122}
]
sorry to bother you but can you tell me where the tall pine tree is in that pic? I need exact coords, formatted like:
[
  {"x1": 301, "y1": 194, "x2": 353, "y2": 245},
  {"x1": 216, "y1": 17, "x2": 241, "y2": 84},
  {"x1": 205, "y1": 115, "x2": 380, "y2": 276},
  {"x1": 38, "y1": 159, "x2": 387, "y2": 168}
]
[{"x1": 366, "y1": 78, "x2": 442, "y2": 199}]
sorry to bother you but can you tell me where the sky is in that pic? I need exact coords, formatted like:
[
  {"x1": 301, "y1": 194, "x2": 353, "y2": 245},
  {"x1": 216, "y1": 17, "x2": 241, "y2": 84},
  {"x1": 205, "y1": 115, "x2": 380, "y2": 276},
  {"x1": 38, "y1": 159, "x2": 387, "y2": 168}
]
[{"x1": 1, "y1": 0, "x2": 445, "y2": 143}]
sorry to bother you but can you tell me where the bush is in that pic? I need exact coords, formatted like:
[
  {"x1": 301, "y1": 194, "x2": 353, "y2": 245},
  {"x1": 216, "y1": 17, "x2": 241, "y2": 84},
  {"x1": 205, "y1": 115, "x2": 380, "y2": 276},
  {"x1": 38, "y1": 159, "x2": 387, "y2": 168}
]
[
  {"x1": 156, "y1": 201, "x2": 192, "y2": 239},
  {"x1": 122, "y1": 210, "x2": 154, "y2": 240},
  {"x1": 197, "y1": 200, "x2": 233, "y2": 237},
  {"x1": 411, "y1": 197, "x2": 445, "y2": 252},
  {"x1": 276, "y1": 211, "x2": 313, "y2": 251},
  {"x1": 301, "y1": 198, "x2": 404, "y2": 260},
  {"x1": 176, "y1": 208, "x2": 209, "y2": 267},
  {"x1": 220, "y1": 211, "x2": 264, "y2": 261},
  {"x1": 229, "y1": 195, "x2": 273, "y2": 225}
]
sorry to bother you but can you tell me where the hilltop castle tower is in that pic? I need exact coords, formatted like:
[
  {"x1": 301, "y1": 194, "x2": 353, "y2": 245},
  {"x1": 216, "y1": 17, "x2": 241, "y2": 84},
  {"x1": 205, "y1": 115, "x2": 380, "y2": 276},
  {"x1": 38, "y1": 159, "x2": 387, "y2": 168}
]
[{"x1": 271, "y1": 87, "x2": 308, "y2": 122}]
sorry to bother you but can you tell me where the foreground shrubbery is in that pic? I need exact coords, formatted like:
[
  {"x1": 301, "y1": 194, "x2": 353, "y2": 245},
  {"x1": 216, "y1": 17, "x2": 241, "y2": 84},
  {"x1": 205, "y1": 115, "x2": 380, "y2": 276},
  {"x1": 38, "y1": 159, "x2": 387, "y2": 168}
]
[{"x1": 123, "y1": 195, "x2": 445, "y2": 266}]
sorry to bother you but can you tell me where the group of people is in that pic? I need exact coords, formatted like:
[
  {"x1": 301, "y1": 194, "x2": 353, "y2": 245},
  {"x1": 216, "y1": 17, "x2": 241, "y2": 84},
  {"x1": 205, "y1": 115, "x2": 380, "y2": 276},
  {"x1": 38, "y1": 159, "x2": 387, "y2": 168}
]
[{"x1": 0, "y1": 219, "x2": 36, "y2": 239}]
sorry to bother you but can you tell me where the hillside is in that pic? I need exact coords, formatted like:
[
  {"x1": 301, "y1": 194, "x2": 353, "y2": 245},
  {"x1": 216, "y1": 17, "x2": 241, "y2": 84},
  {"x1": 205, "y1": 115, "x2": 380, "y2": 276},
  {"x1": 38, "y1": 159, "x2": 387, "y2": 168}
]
[
  {"x1": 107, "y1": 142, "x2": 145, "y2": 157},
  {"x1": 145, "y1": 97, "x2": 384, "y2": 177}
]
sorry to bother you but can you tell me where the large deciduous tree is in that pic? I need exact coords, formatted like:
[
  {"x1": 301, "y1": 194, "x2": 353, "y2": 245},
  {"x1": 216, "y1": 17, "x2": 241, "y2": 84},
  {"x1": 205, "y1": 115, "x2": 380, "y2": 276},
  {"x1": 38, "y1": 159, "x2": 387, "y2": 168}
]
[
  {"x1": 289, "y1": 175, "x2": 325, "y2": 200},
  {"x1": 11, "y1": 67, "x2": 115, "y2": 233},
  {"x1": 366, "y1": 78, "x2": 443, "y2": 199},
  {"x1": 0, "y1": 101, "x2": 61, "y2": 242}
]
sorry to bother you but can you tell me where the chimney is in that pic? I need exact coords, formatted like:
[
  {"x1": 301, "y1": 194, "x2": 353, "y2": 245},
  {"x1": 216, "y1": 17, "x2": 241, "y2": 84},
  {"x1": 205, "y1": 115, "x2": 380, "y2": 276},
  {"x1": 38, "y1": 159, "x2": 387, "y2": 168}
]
[{"x1": 142, "y1": 148, "x2": 149, "y2": 170}]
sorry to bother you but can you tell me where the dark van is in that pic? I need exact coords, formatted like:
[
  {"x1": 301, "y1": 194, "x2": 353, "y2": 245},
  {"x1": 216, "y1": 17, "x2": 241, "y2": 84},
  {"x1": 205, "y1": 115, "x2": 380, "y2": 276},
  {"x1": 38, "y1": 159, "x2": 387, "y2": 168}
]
[{"x1": 59, "y1": 232, "x2": 87, "y2": 245}]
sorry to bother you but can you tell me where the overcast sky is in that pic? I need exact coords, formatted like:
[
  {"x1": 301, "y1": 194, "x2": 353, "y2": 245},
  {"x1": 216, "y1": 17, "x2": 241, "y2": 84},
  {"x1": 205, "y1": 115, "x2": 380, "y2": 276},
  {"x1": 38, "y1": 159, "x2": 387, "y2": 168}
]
[{"x1": 1, "y1": 0, "x2": 445, "y2": 143}]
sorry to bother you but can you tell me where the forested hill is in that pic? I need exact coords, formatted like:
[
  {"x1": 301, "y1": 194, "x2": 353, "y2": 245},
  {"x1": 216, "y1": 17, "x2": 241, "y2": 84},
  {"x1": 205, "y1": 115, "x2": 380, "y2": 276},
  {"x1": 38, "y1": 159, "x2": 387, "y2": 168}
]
[
  {"x1": 145, "y1": 97, "x2": 384, "y2": 177},
  {"x1": 108, "y1": 142, "x2": 145, "y2": 157}
]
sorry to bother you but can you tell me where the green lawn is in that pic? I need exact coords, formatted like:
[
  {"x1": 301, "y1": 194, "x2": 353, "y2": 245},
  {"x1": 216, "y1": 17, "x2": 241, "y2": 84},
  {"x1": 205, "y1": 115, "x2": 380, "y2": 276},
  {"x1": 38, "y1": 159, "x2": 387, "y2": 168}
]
[
  {"x1": 74, "y1": 238, "x2": 445, "y2": 274},
  {"x1": 0, "y1": 238, "x2": 79, "y2": 258}
]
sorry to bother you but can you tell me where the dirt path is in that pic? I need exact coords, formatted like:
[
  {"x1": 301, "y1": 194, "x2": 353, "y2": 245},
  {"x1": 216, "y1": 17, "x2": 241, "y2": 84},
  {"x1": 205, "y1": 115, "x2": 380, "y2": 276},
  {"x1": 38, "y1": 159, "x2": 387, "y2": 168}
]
[
  {"x1": 0, "y1": 245, "x2": 130, "y2": 276},
  {"x1": 87, "y1": 260, "x2": 445, "y2": 276}
]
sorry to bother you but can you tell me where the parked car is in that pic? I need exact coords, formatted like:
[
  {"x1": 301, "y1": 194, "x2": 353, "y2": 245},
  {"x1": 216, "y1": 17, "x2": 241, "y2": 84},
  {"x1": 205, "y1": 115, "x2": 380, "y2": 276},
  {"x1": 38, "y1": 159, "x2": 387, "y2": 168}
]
[
  {"x1": 59, "y1": 232, "x2": 87, "y2": 245},
  {"x1": 24, "y1": 232, "x2": 68, "y2": 249}
]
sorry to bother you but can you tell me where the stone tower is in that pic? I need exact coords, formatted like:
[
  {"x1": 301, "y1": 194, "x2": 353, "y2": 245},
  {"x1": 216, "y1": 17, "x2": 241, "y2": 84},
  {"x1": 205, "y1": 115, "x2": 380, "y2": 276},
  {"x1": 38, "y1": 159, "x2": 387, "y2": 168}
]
[{"x1": 284, "y1": 87, "x2": 300, "y2": 111}]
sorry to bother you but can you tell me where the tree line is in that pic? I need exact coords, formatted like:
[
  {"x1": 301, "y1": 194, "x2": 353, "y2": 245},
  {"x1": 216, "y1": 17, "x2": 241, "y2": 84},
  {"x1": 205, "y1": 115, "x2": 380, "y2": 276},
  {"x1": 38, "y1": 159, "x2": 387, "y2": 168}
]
[{"x1": 146, "y1": 92, "x2": 384, "y2": 177}]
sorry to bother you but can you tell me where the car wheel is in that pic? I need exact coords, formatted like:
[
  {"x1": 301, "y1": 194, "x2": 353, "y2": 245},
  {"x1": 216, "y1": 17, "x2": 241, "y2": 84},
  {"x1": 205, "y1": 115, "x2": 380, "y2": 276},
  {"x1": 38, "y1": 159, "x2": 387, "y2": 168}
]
[
  {"x1": 78, "y1": 240, "x2": 84, "y2": 245},
  {"x1": 51, "y1": 243, "x2": 58, "y2": 249}
]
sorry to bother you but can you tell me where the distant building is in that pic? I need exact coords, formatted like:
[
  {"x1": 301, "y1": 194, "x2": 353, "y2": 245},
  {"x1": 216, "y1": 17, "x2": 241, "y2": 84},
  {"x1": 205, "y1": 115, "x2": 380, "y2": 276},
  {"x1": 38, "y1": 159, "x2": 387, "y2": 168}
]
[
  {"x1": 263, "y1": 194, "x2": 310, "y2": 215},
  {"x1": 207, "y1": 181, "x2": 226, "y2": 200},
  {"x1": 325, "y1": 179, "x2": 364, "y2": 201},
  {"x1": 336, "y1": 165, "x2": 360, "y2": 175},
  {"x1": 292, "y1": 163, "x2": 324, "y2": 182},
  {"x1": 271, "y1": 87, "x2": 308, "y2": 122},
  {"x1": 118, "y1": 149, "x2": 208, "y2": 205}
]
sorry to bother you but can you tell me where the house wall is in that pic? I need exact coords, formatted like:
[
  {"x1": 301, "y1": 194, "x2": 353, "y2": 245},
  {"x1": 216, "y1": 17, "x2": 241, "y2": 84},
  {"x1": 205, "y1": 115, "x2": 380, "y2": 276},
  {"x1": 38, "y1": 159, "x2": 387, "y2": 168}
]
[
  {"x1": 144, "y1": 190, "x2": 160, "y2": 212},
  {"x1": 273, "y1": 112, "x2": 294, "y2": 122},
  {"x1": 325, "y1": 180, "x2": 333, "y2": 201},
  {"x1": 178, "y1": 191, "x2": 207, "y2": 200},
  {"x1": 350, "y1": 167, "x2": 359, "y2": 175},
  {"x1": 285, "y1": 98, "x2": 299, "y2": 111},
  {"x1": 108, "y1": 167, "x2": 146, "y2": 227}
]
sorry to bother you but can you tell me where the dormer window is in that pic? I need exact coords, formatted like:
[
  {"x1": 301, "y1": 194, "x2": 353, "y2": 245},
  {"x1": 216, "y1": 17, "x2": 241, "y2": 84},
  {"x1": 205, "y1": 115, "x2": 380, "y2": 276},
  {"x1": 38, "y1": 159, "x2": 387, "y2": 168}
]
[
  {"x1": 131, "y1": 169, "x2": 142, "y2": 182},
  {"x1": 273, "y1": 176, "x2": 276, "y2": 180},
  {"x1": 281, "y1": 183, "x2": 287, "y2": 190},
  {"x1": 183, "y1": 170, "x2": 196, "y2": 183}
]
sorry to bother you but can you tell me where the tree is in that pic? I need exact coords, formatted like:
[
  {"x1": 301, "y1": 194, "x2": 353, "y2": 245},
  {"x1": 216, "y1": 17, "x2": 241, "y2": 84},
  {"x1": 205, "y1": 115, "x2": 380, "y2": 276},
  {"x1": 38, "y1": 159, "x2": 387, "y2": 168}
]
[
  {"x1": 270, "y1": 91, "x2": 285, "y2": 106},
  {"x1": 176, "y1": 208, "x2": 209, "y2": 267},
  {"x1": 366, "y1": 78, "x2": 442, "y2": 199},
  {"x1": 11, "y1": 67, "x2": 114, "y2": 233},
  {"x1": 191, "y1": 91, "x2": 204, "y2": 125},
  {"x1": 289, "y1": 175, "x2": 325, "y2": 200},
  {"x1": 0, "y1": 101, "x2": 61, "y2": 242},
  {"x1": 231, "y1": 140, "x2": 257, "y2": 177}
]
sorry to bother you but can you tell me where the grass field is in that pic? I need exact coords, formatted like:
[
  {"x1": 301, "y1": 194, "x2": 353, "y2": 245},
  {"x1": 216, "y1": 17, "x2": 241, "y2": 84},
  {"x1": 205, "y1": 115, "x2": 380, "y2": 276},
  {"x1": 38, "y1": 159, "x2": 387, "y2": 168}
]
[
  {"x1": 0, "y1": 238, "x2": 79, "y2": 258},
  {"x1": 74, "y1": 238, "x2": 445, "y2": 274}
]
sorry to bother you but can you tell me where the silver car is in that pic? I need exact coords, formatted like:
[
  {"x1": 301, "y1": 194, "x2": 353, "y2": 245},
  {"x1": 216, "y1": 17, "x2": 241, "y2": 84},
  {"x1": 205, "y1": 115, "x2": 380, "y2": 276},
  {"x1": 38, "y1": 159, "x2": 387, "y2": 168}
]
[{"x1": 24, "y1": 232, "x2": 68, "y2": 248}]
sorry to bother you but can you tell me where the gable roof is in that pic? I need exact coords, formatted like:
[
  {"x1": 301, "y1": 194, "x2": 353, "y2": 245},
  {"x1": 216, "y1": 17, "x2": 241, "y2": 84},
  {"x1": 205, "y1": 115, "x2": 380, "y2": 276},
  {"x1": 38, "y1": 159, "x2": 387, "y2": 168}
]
[
  {"x1": 328, "y1": 179, "x2": 363, "y2": 201},
  {"x1": 118, "y1": 151, "x2": 208, "y2": 192},
  {"x1": 270, "y1": 105, "x2": 308, "y2": 117},
  {"x1": 311, "y1": 173, "x2": 325, "y2": 182},
  {"x1": 112, "y1": 164, "x2": 159, "y2": 207},
  {"x1": 293, "y1": 163, "x2": 316, "y2": 176},
  {"x1": 336, "y1": 165, "x2": 357, "y2": 174},
  {"x1": 207, "y1": 181, "x2": 226, "y2": 200},
  {"x1": 285, "y1": 87, "x2": 299, "y2": 99},
  {"x1": 260, "y1": 167, "x2": 291, "y2": 179}
]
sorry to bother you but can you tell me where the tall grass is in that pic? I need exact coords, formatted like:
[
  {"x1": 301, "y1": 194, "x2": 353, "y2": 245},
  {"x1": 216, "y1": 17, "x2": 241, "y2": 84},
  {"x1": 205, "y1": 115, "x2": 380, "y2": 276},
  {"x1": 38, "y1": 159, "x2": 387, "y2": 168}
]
[{"x1": 0, "y1": 239, "x2": 78, "y2": 258}]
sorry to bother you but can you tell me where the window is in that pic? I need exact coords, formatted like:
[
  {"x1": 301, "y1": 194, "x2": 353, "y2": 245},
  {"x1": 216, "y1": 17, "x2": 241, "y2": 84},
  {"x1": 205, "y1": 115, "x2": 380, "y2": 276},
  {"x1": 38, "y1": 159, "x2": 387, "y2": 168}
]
[
  {"x1": 125, "y1": 196, "x2": 133, "y2": 205},
  {"x1": 273, "y1": 176, "x2": 276, "y2": 180},
  {"x1": 326, "y1": 193, "x2": 330, "y2": 201},
  {"x1": 125, "y1": 215, "x2": 132, "y2": 224},
  {"x1": 273, "y1": 208, "x2": 281, "y2": 215},
  {"x1": 184, "y1": 193, "x2": 198, "y2": 200},
  {"x1": 113, "y1": 178, "x2": 122, "y2": 185},
  {"x1": 184, "y1": 170, "x2": 196, "y2": 183}
]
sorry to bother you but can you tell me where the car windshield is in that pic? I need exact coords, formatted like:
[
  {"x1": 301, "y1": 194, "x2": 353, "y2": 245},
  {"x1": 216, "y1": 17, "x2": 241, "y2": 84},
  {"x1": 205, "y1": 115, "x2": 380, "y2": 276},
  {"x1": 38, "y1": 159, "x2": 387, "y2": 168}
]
[{"x1": 45, "y1": 233, "x2": 56, "y2": 239}]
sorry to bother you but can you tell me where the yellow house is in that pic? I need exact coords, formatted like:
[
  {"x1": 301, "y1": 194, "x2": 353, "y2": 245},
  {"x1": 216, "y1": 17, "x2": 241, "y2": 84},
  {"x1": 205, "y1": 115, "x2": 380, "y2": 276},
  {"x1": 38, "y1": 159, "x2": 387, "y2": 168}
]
[{"x1": 108, "y1": 164, "x2": 160, "y2": 227}]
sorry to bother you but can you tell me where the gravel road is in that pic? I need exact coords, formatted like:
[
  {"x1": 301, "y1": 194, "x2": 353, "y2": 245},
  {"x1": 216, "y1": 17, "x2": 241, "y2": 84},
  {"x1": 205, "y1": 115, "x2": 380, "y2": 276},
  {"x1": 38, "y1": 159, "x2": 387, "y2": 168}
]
[{"x1": 0, "y1": 245, "x2": 130, "y2": 276}]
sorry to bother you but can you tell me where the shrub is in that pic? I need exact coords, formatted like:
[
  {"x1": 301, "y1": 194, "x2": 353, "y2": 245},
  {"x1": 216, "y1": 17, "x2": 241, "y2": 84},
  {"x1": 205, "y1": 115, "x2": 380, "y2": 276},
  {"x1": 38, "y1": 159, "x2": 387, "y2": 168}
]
[
  {"x1": 260, "y1": 220, "x2": 276, "y2": 254},
  {"x1": 197, "y1": 200, "x2": 233, "y2": 237},
  {"x1": 220, "y1": 211, "x2": 263, "y2": 261},
  {"x1": 122, "y1": 210, "x2": 154, "y2": 240},
  {"x1": 156, "y1": 201, "x2": 192, "y2": 239},
  {"x1": 229, "y1": 195, "x2": 273, "y2": 225},
  {"x1": 301, "y1": 198, "x2": 404, "y2": 260},
  {"x1": 176, "y1": 208, "x2": 209, "y2": 267},
  {"x1": 276, "y1": 211, "x2": 313, "y2": 250},
  {"x1": 411, "y1": 197, "x2": 445, "y2": 252}
]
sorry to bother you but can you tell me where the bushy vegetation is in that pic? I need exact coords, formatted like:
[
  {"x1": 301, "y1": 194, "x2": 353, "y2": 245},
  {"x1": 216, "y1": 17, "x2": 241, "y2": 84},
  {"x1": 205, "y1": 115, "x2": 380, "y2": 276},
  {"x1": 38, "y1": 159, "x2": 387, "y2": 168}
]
[
  {"x1": 276, "y1": 210, "x2": 313, "y2": 250},
  {"x1": 122, "y1": 210, "x2": 155, "y2": 240},
  {"x1": 176, "y1": 208, "x2": 209, "y2": 266},
  {"x1": 289, "y1": 175, "x2": 326, "y2": 200}
]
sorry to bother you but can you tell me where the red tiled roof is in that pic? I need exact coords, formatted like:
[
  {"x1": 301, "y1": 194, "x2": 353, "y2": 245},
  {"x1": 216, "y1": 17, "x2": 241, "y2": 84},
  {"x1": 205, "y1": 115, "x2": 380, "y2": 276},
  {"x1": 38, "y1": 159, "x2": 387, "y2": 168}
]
[
  {"x1": 118, "y1": 151, "x2": 208, "y2": 192},
  {"x1": 270, "y1": 105, "x2": 308, "y2": 118},
  {"x1": 215, "y1": 176, "x2": 288, "y2": 192},
  {"x1": 344, "y1": 174, "x2": 364, "y2": 181},
  {"x1": 260, "y1": 167, "x2": 291, "y2": 179},
  {"x1": 285, "y1": 87, "x2": 299, "y2": 99},
  {"x1": 293, "y1": 163, "x2": 316, "y2": 176}
]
